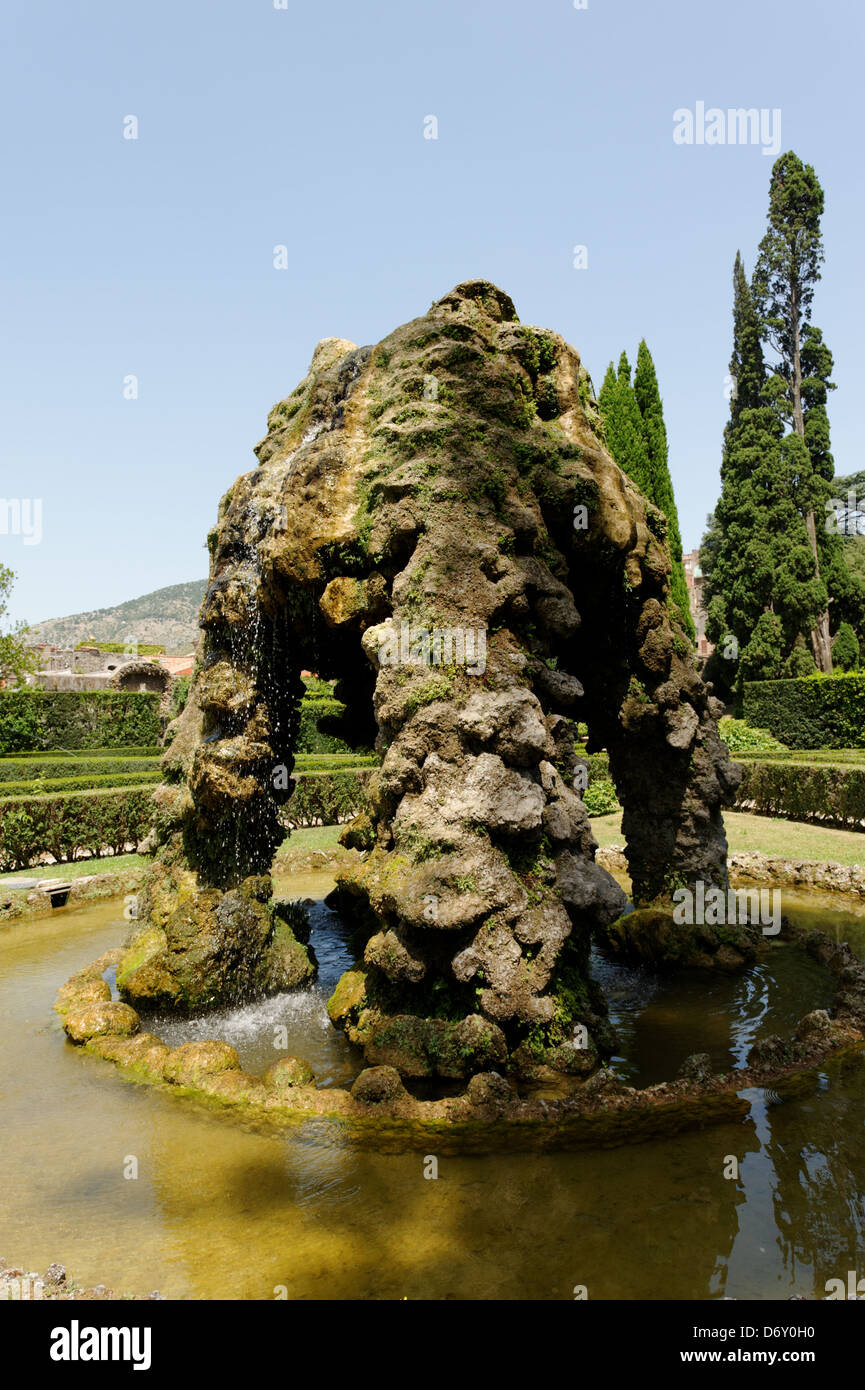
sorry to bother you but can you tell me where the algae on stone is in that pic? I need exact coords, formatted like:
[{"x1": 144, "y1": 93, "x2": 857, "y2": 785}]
[{"x1": 123, "y1": 279, "x2": 741, "y2": 1082}]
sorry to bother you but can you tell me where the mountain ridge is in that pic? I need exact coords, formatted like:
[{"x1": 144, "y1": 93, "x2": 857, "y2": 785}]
[{"x1": 30, "y1": 579, "x2": 206, "y2": 653}]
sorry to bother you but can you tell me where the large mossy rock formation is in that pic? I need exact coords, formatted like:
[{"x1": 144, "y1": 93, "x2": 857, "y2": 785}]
[{"x1": 118, "y1": 280, "x2": 740, "y2": 1070}]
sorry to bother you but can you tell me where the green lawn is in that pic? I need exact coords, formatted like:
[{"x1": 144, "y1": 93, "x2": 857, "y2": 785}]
[
  {"x1": 9, "y1": 811, "x2": 860, "y2": 885},
  {"x1": 276, "y1": 824, "x2": 343, "y2": 854},
  {"x1": 0, "y1": 852, "x2": 150, "y2": 883},
  {"x1": 735, "y1": 749, "x2": 865, "y2": 765},
  {"x1": 591, "y1": 809, "x2": 865, "y2": 868},
  {"x1": 1, "y1": 829, "x2": 345, "y2": 882}
]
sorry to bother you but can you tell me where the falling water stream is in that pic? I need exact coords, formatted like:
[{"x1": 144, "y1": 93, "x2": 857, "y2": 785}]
[{"x1": 2, "y1": 878, "x2": 865, "y2": 1300}]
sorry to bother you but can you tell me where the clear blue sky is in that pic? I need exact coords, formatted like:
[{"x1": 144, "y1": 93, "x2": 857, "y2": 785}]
[{"x1": 2, "y1": 0, "x2": 862, "y2": 627}]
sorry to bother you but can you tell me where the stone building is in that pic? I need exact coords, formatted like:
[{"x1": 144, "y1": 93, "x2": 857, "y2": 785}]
[
  {"x1": 25, "y1": 645, "x2": 178, "y2": 712},
  {"x1": 682, "y1": 550, "x2": 713, "y2": 659}
]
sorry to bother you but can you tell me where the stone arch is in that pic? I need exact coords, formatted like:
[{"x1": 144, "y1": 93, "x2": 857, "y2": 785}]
[{"x1": 118, "y1": 282, "x2": 741, "y2": 1082}]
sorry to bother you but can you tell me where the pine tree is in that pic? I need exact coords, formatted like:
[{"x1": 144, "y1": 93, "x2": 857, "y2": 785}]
[
  {"x1": 599, "y1": 351, "x2": 694, "y2": 637},
  {"x1": 632, "y1": 340, "x2": 693, "y2": 637}
]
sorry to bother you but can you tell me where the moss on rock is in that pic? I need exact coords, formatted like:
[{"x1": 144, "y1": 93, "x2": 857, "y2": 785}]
[
  {"x1": 163, "y1": 1040, "x2": 240, "y2": 1087},
  {"x1": 327, "y1": 968, "x2": 368, "y2": 1025},
  {"x1": 63, "y1": 1001, "x2": 140, "y2": 1044},
  {"x1": 263, "y1": 1056, "x2": 315, "y2": 1090},
  {"x1": 600, "y1": 907, "x2": 763, "y2": 972},
  {"x1": 123, "y1": 277, "x2": 741, "y2": 1081}
]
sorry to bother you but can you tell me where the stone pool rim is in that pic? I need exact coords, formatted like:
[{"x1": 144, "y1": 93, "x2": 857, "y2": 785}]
[{"x1": 52, "y1": 919, "x2": 865, "y2": 1153}]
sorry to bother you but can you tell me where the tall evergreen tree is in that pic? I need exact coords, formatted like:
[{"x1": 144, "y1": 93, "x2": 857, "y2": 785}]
[
  {"x1": 632, "y1": 340, "x2": 692, "y2": 636},
  {"x1": 727, "y1": 251, "x2": 765, "y2": 419},
  {"x1": 598, "y1": 354, "x2": 652, "y2": 496},
  {"x1": 799, "y1": 326, "x2": 865, "y2": 635},
  {"x1": 752, "y1": 152, "x2": 834, "y2": 668},
  {"x1": 702, "y1": 253, "x2": 826, "y2": 681},
  {"x1": 599, "y1": 351, "x2": 694, "y2": 637}
]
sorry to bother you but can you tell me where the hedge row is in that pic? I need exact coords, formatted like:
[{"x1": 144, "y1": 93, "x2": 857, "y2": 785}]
[
  {"x1": 297, "y1": 698, "x2": 354, "y2": 754},
  {"x1": 75, "y1": 641, "x2": 165, "y2": 655},
  {"x1": 0, "y1": 754, "x2": 370, "y2": 783},
  {"x1": 7, "y1": 746, "x2": 161, "y2": 759},
  {"x1": 0, "y1": 786, "x2": 156, "y2": 871},
  {"x1": 743, "y1": 673, "x2": 865, "y2": 750},
  {"x1": 735, "y1": 748, "x2": 865, "y2": 766},
  {"x1": 734, "y1": 759, "x2": 865, "y2": 830},
  {"x1": 0, "y1": 771, "x2": 161, "y2": 798},
  {"x1": 0, "y1": 691, "x2": 162, "y2": 753},
  {"x1": 0, "y1": 688, "x2": 363, "y2": 757},
  {"x1": 293, "y1": 753, "x2": 379, "y2": 773},
  {"x1": 284, "y1": 769, "x2": 372, "y2": 828},
  {"x1": 0, "y1": 768, "x2": 372, "y2": 869},
  {"x1": 0, "y1": 756, "x2": 161, "y2": 783},
  {"x1": 574, "y1": 746, "x2": 612, "y2": 783}
]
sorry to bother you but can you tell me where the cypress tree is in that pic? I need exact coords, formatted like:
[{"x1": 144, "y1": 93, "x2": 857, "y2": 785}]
[
  {"x1": 753, "y1": 152, "x2": 833, "y2": 668},
  {"x1": 599, "y1": 351, "x2": 693, "y2": 637},
  {"x1": 800, "y1": 326, "x2": 865, "y2": 638},
  {"x1": 633, "y1": 340, "x2": 693, "y2": 637},
  {"x1": 598, "y1": 354, "x2": 652, "y2": 496},
  {"x1": 703, "y1": 254, "x2": 826, "y2": 680},
  {"x1": 728, "y1": 252, "x2": 765, "y2": 418}
]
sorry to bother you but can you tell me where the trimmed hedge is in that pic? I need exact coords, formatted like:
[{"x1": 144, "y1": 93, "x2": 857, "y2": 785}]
[
  {"x1": 734, "y1": 759, "x2": 865, "y2": 830},
  {"x1": 293, "y1": 753, "x2": 379, "y2": 773},
  {"x1": 6, "y1": 746, "x2": 161, "y2": 759},
  {"x1": 284, "y1": 769, "x2": 372, "y2": 828},
  {"x1": 0, "y1": 765, "x2": 372, "y2": 868},
  {"x1": 297, "y1": 698, "x2": 353, "y2": 754},
  {"x1": 743, "y1": 673, "x2": 865, "y2": 749},
  {"x1": 75, "y1": 641, "x2": 165, "y2": 655},
  {"x1": 0, "y1": 771, "x2": 161, "y2": 797},
  {"x1": 0, "y1": 786, "x2": 156, "y2": 871},
  {"x1": 0, "y1": 691, "x2": 162, "y2": 754},
  {"x1": 574, "y1": 746, "x2": 613, "y2": 783},
  {"x1": 735, "y1": 748, "x2": 865, "y2": 766},
  {"x1": 0, "y1": 757, "x2": 161, "y2": 783}
]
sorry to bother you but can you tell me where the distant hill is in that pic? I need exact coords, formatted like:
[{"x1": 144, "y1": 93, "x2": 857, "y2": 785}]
[{"x1": 30, "y1": 580, "x2": 207, "y2": 653}]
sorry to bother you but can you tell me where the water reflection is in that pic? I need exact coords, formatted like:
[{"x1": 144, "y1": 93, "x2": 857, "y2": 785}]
[{"x1": 1, "y1": 886, "x2": 864, "y2": 1298}]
